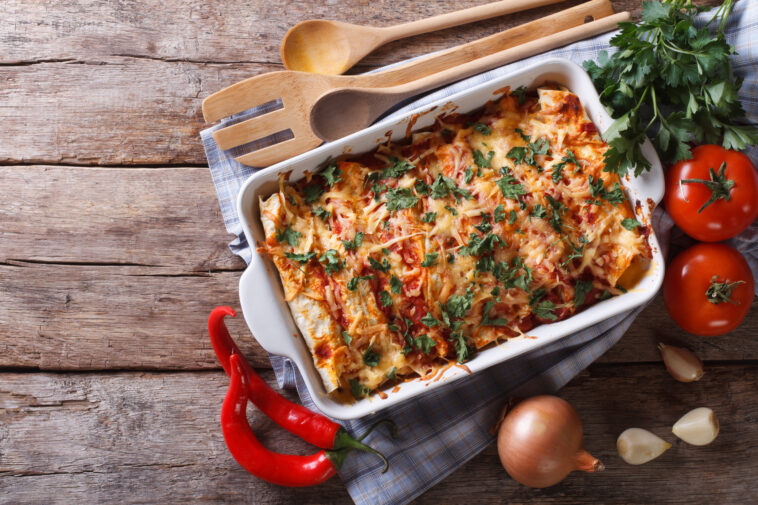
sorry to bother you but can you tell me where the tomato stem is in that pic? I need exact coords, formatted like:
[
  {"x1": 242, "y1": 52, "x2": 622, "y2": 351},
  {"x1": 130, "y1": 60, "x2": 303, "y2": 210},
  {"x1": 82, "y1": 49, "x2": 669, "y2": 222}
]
[
  {"x1": 705, "y1": 275, "x2": 746, "y2": 305},
  {"x1": 681, "y1": 162, "x2": 734, "y2": 213}
]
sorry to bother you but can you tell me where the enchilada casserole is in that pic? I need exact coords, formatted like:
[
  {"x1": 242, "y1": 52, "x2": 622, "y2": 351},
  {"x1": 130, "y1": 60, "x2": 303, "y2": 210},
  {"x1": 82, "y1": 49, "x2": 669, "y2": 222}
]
[{"x1": 258, "y1": 86, "x2": 652, "y2": 400}]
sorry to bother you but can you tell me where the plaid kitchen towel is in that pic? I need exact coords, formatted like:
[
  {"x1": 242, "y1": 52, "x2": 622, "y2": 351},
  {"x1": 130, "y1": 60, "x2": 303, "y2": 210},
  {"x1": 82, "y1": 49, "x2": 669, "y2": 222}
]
[{"x1": 201, "y1": 3, "x2": 758, "y2": 504}]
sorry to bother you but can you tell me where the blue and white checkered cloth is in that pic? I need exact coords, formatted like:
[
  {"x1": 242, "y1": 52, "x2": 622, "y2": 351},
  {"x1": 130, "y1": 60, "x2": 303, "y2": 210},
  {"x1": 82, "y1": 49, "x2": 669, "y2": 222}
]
[{"x1": 202, "y1": 3, "x2": 758, "y2": 504}]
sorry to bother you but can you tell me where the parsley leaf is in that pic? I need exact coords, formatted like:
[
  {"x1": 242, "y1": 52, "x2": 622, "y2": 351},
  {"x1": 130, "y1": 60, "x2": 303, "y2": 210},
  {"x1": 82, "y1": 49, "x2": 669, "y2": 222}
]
[
  {"x1": 453, "y1": 331, "x2": 473, "y2": 363},
  {"x1": 303, "y1": 184, "x2": 325, "y2": 204},
  {"x1": 530, "y1": 204, "x2": 547, "y2": 219},
  {"x1": 473, "y1": 122, "x2": 492, "y2": 135},
  {"x1": 320, "y1": 162, "x2": 342, "y2": 187},
  {"x1": 444, "y1": 289, "x2": 474, "y2": 319},
  {"x1": 480, "y1": 299, "x2": 508, "y2": 327},
  {"x1": 347, "y1": 275, "x2": 373, "y2": 291},
  {"x1": 464, "y1": 166, "x2": 474, "y2": 184},
  {"x1": 421, "y1": 312, "x2": 440, "y2": 327},
  {"x1": 551, "y1": 150, "x2": 580, "y2": 183},
  {"x1": 342, "y1": 330, "x2": 352, "y2": 346},
  {"x1": 445, "y1": 205, "x2": 459, "y2": 216},
  {"x1": 276, "y1": 226, "x2": 301, "y2": 247},
  {"x1": 494, "y1": 204, "x2": 506, "y2": 223},
  {"x1": 379, "y1": 290, "x2": 392, "y2": 308},
  {"x1": 496, "y1": 167, "x2": 527, "y2": 200},
  {"x1": 414, "y1": 180, "x2": 430, "y2": 195},
  {"x1": 545, "y1": 195, "x2": 566, "y2": 233},
  {"x1": 313, "y1": 206, "x2": 331, "y2": 221},
  {"x1": 508, "y1": 210, "x2": 518, "y2": 224},
  {"x1": 362, "y1": 345, "x2": 381, "y2": 367},
  {"x1": 368, "y1": 257, "x2": 390, "y2": 272},
  {"x1": 349, "y1": 378, "x2": 369, "y2": 399},
  {"x1": 533, "y1": 300, "x2": 560, "y2": 321},
  {"x1": 385, "y1": 187, "x2": 419, "y2": 211},
  {"x1": 459, "y1": 233, "x2": 505, "y2": 257},
  {"x1": 473, "y1": 149, "x2": 495, "y2": 168},
  {"x1": 318, "y1": 249, "x2": 344, "y2": 275},
  {"x1": 413, "y1": 334, "x2": 436, "y2": 354},
  {"x1": 510, "y1": 86, "x2": 528, "y2": 104},
  {"x1": 421, "y1": 211, "x2": 437, "y2": 223},
  {"x1": 341, "y1": 231, "x2": 364, "y2": 251},
  {"x1": 430, "y1": 174, "x2": 472, "y2": 202},
  {"x1": 574, "y1": 280, "x2": 593, "y2": 308},
  {"x1": 381, "y1": 157, "x2": 414, "y2": 179},
  {"x1": 386, "y1": 367, "x2": 397, "y2": 380},
  {"x1": 390, "y1": 275, "x2": 403, "y2": 294},
  {"x1": 621, "y1": 218, "x2": 642, "y2": 230},
  {"x1": 421, "y1": 252, "x2": 439, "y2": 268},
  {"x1": 284, "y1": 251, "x2": 316, "y2": 264}
]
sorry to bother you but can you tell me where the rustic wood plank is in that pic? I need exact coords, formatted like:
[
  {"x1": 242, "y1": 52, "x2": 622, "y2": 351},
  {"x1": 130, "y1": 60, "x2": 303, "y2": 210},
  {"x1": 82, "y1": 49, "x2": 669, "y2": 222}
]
[
  {"x1": 1, "y1": 0, "x2": 718, "y2": 165},
  {"x1": 1, "y1": 364, "x2": 755, "y2": 504},
  {"x1": 2, "y1": 0, "x2": 656, "y2": 66},
  {"x1": 0, "y1": 166, "x2": 244, "y2": 270}
]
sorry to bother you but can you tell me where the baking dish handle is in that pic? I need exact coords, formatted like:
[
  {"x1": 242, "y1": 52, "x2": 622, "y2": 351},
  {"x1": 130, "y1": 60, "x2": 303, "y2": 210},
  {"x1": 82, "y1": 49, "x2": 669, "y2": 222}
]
[{"x1": 238, "y1": 255, "x2": 296, "y2": 357}]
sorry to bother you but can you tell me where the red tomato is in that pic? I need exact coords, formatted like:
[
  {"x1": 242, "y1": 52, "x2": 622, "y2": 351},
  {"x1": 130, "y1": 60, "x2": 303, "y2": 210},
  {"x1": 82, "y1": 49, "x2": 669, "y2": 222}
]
[
  {"x1": 663, "y1": 243, "x2": 754, "y2": 336},
  {"x1": 664, "y1": 145, "x2": 758, "y2": 241}
]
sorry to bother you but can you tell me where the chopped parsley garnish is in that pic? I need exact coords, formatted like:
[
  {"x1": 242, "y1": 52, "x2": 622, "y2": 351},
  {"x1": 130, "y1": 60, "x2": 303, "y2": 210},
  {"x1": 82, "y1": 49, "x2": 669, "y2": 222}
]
[
  {"x1": 509, "y1": 129, "x2": 550, "y2": 171},
  {"x1": 303, "y1": 183, "x2": 325, "y2": 204},
  {"x1": 480, "y1": 299, "x2": 508, "y2": 327},
  {"x1": 284, "y1": 251, "x2": 316, "y2": 264},
  {"x1": 563, "y1": 235, "x2": 588, "y2": 267},
  {"x1": 602, "y1": 183, "x2": 626, "y2": 206},
  {"x1": 382, "y1": 248, "x2": 391, "y2": 256},
  {"x1": 453, "y1": 331, "x2": 473, "y2": 363},
  {"x1": 349, "y1": 378, "x2": 369, "y2": 399},
  {"x1": 545, "y1": 194, "x2": 566, "y2": 233},
  {"x1": 473, "y1": 122, "x2": 492, "y2": 135},
  {"x1": 421, "y1": 211, "x2": 437, "y2": 223},
  {"x1": 318, "y1": 249, "x2": 344, "y2": 275},
  {"x1": 599, "y1": 290, "x2": 613, "y2": 301},
  {"x1": 445, "y1": 205, "x2": 459, "y2": 216},
  {"x1": 551, "y1": 150, "x2": 580, "y2": 183},
  {"x1": 385, "y1": 187, "x2": 419, "y2": 211},
  {"x1": 493, "y1": 204, "x2": 506, "y2": 223},
  {"x1": 444, "y1": 289, "x2": 474, "y2": 319},
  {"x1": 347, "y1": 275, "x2": 373, "y2": 291},
  {"x1": 413, "y1": 334, "x2": 437, "y2": 354},
  {"x1": 621, "y1": 218, "x2": 642, "y2": 230},
  {"x1": 588, "y1": 176, "x2": 626, "y2": 206},
  {"x1": 530, "y1": 204, "x2": 547, "y2": 219},
  {"x1": 368, "y1": 257, "x2": 390, "y2": 272},
  {"x1": 473, "y1": 149, "x2": 495, "y2": 168},
  {"x1": 276, "y1": 226, "x2": 301, "y2": 246},
  {"x1": 508, "y1": 209, "x2": 518, "y2": 224},
  {"x1": 588, "y1": 175, "x2": 605, "y2": 198},
  {"x1": 341, "y1": 231, "x2": 364, "y2": 251},
  {"x1": 379, "y1": 290, "x2": 392, "y2": 307},
  {"x1": 390, "y1": 275, "x2": 403, "y2": 294},
  {"x1": 475, "y1": 213, "x2": 492, "y2": 234},
  {"x1": 464, "y1": 166, "x2": 474, "y2": 184},
  {"x1": 414, "y1": 180, "x2": 430, "y2": 195},
  {"x1": 313, "y1": 206, "x2": 331, "y2": 221},
  {"x1": 381, "y1": 157, "x2": 414, "y2": 179},
  {"x1": 496, "y1": 167, "x2": 527, "y2": 200},
  {"x1": 421, "y1": 312, "x2": 441, "y2": 328},
  {"x1": 430, "y1": 174, "x2": 472, "y2": 202},
  {"x1": 362, "y1": 344, "x2": 380, "y2": 367},
  {"x1": 386, "y1": 367, "x2": 397, "y2": 380},
  {"x1": 510, "y1": 86, "x2": 527, "y2": 104},
  {"x1": 421, "y1": 252, "x2": 439, "y2": 267},
  {"x1": 533, "y1": 300, "x2": 560, "y2": 321},
  {"x1": 459, "y1": 233, "x2": 505, "y2": 257},
  {"x1": 342, "y1": 330, "x2": 352, "y2": 346},
  {"x1": 440, "y1": 128, "x2": 453, "y2": 136},
  {"x1": 447, "y1": 252, "x2": 455, "y2": 264},
  {"x1": 320, "y1": 162, "x2": 342, "y2": 187},
  {"x1": 574, "y1": 280, "x2": 593, "y2": 308}
]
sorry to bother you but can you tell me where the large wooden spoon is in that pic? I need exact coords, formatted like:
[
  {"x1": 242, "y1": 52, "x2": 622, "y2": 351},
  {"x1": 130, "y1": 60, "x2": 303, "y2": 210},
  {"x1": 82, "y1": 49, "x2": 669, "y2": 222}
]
[
  {"x1": 309, "y1": 12, "x2": 630, "y2": 142},
  {"x1": 281, "y1": 0, "x2": 567, "y2": 75}
]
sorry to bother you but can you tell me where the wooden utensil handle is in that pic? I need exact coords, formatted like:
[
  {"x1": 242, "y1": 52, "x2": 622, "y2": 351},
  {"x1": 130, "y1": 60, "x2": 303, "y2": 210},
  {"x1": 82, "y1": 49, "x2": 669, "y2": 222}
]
[
  {"x1": 361, "y1": 0, "x2": 614, "y2": 88},
  {"x1": 382, "y1": 0, "x2": 568, "y2": 41},
  {"x1": 389, "y1": 11, "x2": 629, "y2": 99}
]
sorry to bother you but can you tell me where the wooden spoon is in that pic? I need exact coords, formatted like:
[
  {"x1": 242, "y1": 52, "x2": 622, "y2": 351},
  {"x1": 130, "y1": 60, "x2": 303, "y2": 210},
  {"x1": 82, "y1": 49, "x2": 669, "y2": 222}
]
[
  {"x1": 282, "y1": 0, "x2": 567, "y2": 75},
  {"x1": 310, "y1": 12, "x2": 630, "y2": 142}
]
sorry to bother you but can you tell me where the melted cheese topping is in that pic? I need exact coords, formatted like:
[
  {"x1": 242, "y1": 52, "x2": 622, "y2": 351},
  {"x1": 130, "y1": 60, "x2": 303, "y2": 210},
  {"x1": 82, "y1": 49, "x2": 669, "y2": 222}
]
[{"x1": 258, "y1": 86, "x2": 652, "y2": 401}]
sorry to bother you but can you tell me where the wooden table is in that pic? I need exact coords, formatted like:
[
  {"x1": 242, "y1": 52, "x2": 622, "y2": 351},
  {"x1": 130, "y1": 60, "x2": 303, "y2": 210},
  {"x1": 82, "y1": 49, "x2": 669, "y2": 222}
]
[{"x1": 2, "y1": 1, "x2": 756, "y2": 503}]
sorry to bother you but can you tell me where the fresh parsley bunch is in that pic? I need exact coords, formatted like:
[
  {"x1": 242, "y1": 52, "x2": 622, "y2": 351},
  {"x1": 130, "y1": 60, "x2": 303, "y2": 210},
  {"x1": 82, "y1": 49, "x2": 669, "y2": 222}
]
[{"x1": 583, "y1": 0, "x2": 758, "y2": 176}]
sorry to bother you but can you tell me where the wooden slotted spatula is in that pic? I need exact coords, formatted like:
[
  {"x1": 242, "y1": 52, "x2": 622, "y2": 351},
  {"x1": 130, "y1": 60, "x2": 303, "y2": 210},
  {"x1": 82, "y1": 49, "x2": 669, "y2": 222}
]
[{"x1": 202, "y1": 0, "x2": 615, "y2": 167}]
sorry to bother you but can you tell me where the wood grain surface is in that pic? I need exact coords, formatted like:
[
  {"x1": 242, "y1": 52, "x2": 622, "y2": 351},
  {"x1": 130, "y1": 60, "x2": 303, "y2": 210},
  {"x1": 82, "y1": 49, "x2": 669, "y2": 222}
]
[{"x1": 0, "y1": 0, "x2": 749, "y2": 504}]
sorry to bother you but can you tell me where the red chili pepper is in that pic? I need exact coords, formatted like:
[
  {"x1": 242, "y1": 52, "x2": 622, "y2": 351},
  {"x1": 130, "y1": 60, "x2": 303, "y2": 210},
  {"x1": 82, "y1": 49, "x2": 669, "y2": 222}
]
[
  {"x1": 209, "y1": 306, "x2": 394, "y2": 483},
  {"x1": 222, "y1": 354, "x2": 344, "y2": 486}
]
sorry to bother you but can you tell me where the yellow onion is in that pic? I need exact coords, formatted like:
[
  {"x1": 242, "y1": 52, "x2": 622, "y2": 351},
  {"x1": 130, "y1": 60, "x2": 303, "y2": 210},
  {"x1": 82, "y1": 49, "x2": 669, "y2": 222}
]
[{"x1": 497, "y1": 395, "x2": 603, "y2": 488}]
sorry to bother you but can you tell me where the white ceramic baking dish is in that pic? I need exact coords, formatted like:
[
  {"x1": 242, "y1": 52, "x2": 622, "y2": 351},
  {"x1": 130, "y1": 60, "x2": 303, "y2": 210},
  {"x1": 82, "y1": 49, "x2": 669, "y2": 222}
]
[{"x1": 236, "y1": 58, "x2": 665, "y2": 420}]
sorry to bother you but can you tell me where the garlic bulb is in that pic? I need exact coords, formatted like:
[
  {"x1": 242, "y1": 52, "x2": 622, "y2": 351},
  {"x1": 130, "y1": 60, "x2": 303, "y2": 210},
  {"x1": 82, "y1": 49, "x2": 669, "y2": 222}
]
[
  {"x1": 617, "y1": 428, "x2": 672, "y2": 465},
  {"x1": 672, "y1": 408, "x2": 719, "y2": 446},
  {"x1": 658, "y1": 343, "x2": 704, "y2": 382}
]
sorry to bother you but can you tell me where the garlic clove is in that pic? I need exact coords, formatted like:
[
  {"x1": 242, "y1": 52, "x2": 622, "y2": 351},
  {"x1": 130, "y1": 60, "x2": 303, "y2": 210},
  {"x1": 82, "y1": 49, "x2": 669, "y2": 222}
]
[
  {"x1": 617, "y1": 428, "x2": 672, "y2": 465},
  {"x1": 658, "y1": 343, "x2": 704, "y2": 382},
  {"x1": 672, "y1": 407, "x2": 719, "y2": 446}
]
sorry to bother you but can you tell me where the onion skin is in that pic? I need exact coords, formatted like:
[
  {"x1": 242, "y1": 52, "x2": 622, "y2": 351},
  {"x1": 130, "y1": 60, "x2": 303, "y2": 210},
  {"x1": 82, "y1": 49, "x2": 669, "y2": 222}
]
[{"x1": 497, "y1": 395, "x2": 603, "y2": 488}]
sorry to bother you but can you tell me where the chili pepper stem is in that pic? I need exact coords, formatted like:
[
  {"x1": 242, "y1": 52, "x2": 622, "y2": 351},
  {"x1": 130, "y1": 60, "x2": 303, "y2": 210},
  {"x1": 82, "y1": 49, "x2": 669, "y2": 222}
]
[{"x1": 333, "y1": 428, "x2": 391, "y2": 473}]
